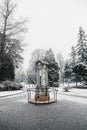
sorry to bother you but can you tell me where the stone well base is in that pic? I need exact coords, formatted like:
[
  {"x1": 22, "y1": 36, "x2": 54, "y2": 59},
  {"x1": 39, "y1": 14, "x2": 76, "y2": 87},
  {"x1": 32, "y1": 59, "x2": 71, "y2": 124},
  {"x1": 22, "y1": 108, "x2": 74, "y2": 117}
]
[
  {"x1": 29, "y1": 97, "x2": 56, "y2": 105},
  {"x1": 35, "y1": 95, "x2": 50, "y2": 101}
]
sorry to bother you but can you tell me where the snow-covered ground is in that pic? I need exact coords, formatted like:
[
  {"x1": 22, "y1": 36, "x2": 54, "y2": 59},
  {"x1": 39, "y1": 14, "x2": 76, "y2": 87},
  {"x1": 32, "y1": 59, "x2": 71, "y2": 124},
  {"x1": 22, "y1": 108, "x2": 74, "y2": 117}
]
[
  {"x1": 1, "y1": 83, "x2": 87, "y2": 102},
  {"x1": 58, "y1": 83, "x2": 87, "y2": 97},
  {"x1": 0, "y1": 90, "x2": 25, "y2": 97},
  {"x1": 0, "y1": 83, "x2": 35, "y2": 97}
]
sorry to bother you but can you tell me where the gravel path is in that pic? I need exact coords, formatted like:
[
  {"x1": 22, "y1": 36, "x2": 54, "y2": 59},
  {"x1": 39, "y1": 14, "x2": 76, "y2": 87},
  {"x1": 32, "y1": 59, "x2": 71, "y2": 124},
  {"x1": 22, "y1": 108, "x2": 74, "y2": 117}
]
[{"x1": 0, "y1": 93, "x2": 87, "y2": 130}]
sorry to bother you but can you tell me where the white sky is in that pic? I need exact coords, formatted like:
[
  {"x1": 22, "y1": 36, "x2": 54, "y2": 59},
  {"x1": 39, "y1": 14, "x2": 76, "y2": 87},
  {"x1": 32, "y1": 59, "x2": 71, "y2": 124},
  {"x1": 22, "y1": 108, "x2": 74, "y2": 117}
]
[{"x1": 15, "y1": 0, "x2": 87, "y2": 69}]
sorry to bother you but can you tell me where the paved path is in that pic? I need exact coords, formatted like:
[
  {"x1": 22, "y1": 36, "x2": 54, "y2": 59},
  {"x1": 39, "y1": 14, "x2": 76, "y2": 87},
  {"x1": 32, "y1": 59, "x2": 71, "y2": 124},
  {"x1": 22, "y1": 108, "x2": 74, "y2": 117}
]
[{"x1": 0, "y1": 92, "x2": 87, "y2": 130}]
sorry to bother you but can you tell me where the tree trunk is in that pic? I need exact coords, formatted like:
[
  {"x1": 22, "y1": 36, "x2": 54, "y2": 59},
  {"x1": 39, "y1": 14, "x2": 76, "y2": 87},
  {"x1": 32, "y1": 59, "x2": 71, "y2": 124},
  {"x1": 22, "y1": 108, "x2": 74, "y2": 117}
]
[{"x1": 76, "y1": 82, "x2": 77, "y2": 87}]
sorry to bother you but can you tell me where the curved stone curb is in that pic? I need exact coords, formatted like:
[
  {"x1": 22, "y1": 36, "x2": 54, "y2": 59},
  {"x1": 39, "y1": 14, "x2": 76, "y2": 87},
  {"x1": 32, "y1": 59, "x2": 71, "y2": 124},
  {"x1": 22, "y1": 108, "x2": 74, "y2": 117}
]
[
  {"x1": 59, "y1": 92, "x2": 87, "y2": 99},
  {"x1": 29, "y1": 99, "x2": 56, "y2": 105},
  {"x1": 0, "y1": 90, "x2": 26, "y2": 98}
]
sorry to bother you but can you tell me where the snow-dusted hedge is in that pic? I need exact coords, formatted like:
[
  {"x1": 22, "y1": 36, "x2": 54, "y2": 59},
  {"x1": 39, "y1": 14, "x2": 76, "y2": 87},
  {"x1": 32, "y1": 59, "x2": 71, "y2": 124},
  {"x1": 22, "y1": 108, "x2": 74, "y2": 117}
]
[
  {"x1": 0, "y1": 81, "x2": 23, "y2": 91},
  {"x1": 53, "y1": 82, "x2": 59, "y2": 87},
  {"x1": 63, "y1": 86, "x2": 73, "y2": 92},
  {"x1": 63, "y1": 87, "x2": 69, "y2": 92}
]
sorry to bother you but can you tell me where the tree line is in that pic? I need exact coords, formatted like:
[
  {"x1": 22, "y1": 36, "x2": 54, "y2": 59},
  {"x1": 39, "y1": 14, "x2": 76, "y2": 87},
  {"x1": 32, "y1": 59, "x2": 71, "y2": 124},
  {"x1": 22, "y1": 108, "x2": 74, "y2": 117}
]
[
  {"x1": 64, "y1": 27, "x2": 87, "y2": 86},
  {"x1": 17, "y1": 27, "x2": 87, "y2": 88},
  {"x1": 0, "y1": 1, "x2": 87, "y2": 88}
]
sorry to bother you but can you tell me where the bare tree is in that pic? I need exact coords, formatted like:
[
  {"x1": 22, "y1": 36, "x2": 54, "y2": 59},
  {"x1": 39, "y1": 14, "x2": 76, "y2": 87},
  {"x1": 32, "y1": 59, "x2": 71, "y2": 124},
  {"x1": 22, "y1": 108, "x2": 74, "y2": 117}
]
[
  {"x1": 0, "y1": 0, "x2": 28, "y2": 81},
  {"x1": 28, "y1": 49, "x2": 46, "y2": 85},
  {"x1": 26, "y1": 70, "x2": 37, "y2": 87},
  {"x1": 29, "y1": 49, "x2": 46, "y2": 71},
  {"x1": 0, "y1": 0, "x2": 27, "y2": 67},
  {"x1": 57, "y1": 53, "x2": 65, "y2": 85},
  {"x1": 15, "y1": 67, "x2": 27, "y2": 83}
]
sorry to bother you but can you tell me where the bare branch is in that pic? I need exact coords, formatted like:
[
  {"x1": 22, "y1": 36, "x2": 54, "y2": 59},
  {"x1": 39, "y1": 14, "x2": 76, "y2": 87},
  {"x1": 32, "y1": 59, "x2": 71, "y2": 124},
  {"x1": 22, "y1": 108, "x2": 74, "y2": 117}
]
[
  {"x1": 0, "y1": 0, "x2": 28, "y2": 68},
  {"x1": 6, "y1": 19, "x2": 27, "y2": 31}
]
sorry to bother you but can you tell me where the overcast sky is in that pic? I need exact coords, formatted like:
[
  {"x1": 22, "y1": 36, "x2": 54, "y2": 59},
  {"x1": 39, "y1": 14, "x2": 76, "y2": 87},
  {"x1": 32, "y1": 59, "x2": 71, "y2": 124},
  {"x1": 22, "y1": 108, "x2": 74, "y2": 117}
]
[{"x1": 15, "y1": 0, "x2": 87, "y2": 69}]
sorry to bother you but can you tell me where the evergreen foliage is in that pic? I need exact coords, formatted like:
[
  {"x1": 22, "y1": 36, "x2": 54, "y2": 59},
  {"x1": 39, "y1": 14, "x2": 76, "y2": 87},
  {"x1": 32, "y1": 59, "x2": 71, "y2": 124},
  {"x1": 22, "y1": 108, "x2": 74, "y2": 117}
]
[
  {"x1": 70, "y1": 46, "x2": 76, "y2": 67},
  {"x1": 0, "y1": 54, "x2": 14, "y2": 81},
  {"x1": 64, "y1": 61, "x2": 72, "y2": 85},
  {"x1": 0, "y1": 0, "x2": 27, "y2": 81},
  {"x1": 44, "y1": 49, "x2": 59, "y2": 87},
  {"x1": 66, "y1": 27, "x2": 87, "y2": 86},
  {"x1": 28, "y1": 49, "x2": 59, "y2": 87},
  {"x1": 73, "y1": 63, "x2": 87, "y2": 83},
  {"x1": 76, "y1": 27, "x2": 87, "y2": 63}
]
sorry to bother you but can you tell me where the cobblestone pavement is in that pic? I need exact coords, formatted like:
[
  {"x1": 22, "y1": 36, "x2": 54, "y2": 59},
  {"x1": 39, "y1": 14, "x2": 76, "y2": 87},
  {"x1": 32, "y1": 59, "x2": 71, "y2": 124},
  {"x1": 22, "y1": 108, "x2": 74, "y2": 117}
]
[{"x1": 0, "y1": 93, "x2": 87, "y2": 130}]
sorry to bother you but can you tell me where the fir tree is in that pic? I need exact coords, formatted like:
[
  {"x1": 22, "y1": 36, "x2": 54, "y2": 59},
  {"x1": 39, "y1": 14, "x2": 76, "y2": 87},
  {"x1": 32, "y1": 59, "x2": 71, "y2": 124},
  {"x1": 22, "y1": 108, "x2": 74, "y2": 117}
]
[
  {"x1": 44, "y1": 49, "x2": 59, "y2": 87},
  {"x1": 73, "y1": 63, "x2": 87, "y2": 85},
  {"x1": 76, "y1": 27, "x2": 87, "y2": 63},
  {"x1": 70, "y1": 46, "x2": 76, "y2": 67},
  {"x1": 64, "y1": 61, "x2": 72, "y2": 87}
]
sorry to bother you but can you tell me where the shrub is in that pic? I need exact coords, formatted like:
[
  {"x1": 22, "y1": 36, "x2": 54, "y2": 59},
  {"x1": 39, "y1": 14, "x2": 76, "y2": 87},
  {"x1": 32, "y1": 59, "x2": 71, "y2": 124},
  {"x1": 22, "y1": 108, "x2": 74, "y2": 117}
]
[
  {"x1": 0, "y1": 81, "x2": 23, "y2": 91},
  {"x1": 53, "y1": 82, "x2": 59, "y2": 87},
  {"x1": 0, "y1": 55, "x2": 15, "y2": 81},
  {"x1": 0, "y1": 84, "x2": 5, "y2": 91},
  {"x1": 63, "y1": 87, "x2": 69, "y2": 92}
]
